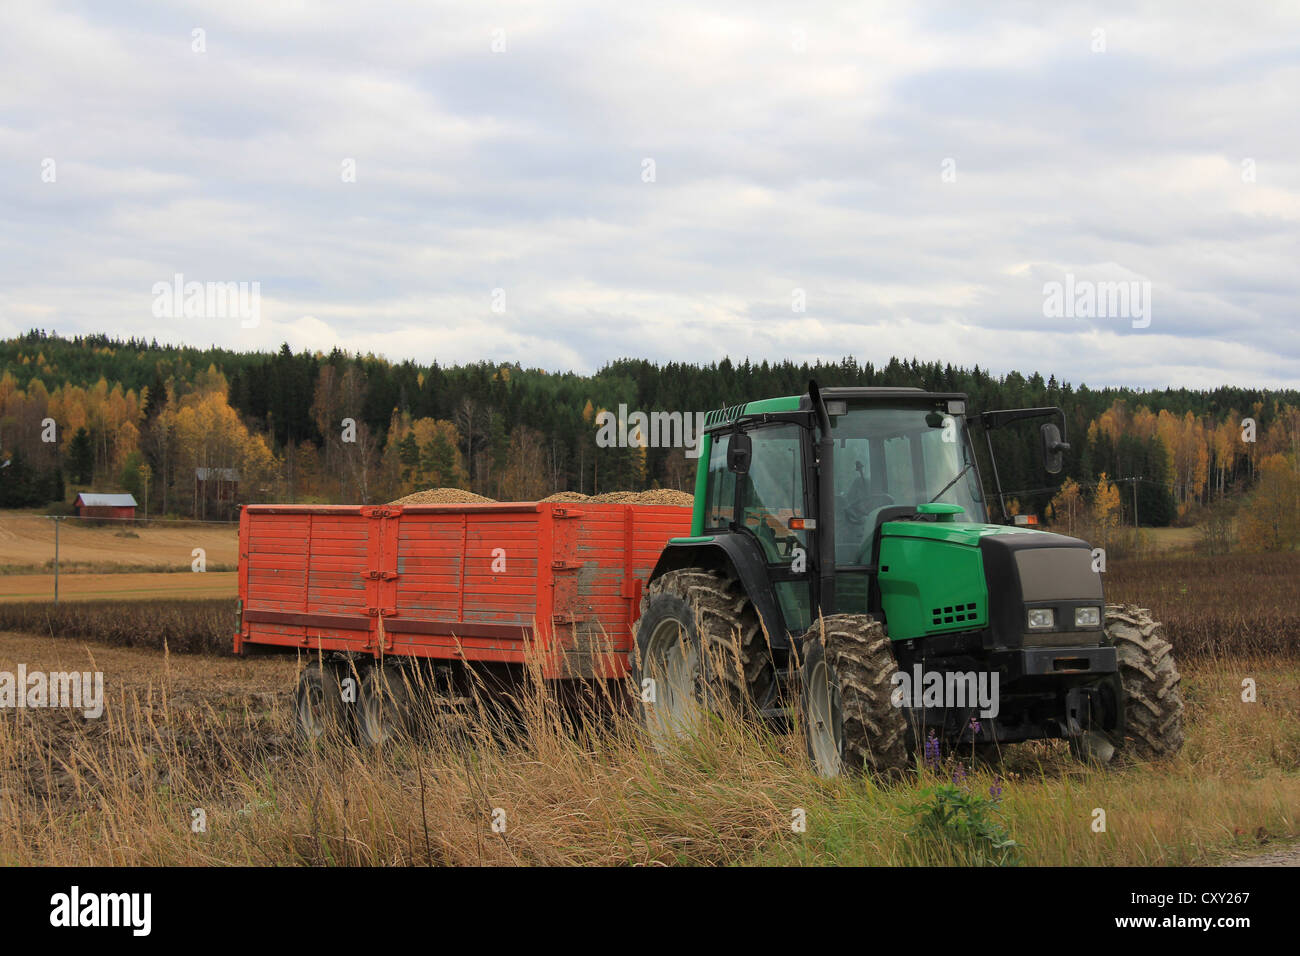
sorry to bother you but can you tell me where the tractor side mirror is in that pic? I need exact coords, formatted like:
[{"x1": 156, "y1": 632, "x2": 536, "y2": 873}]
[
  {"x1": 727, "y1": 432, "x2": 752, "y2": 474},
  {"x1": 1040, "y1": 423, "x2": 1069, "y2": 475}
]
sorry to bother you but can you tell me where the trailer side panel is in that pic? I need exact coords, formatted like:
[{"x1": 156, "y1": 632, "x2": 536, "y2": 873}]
[{"x1": 237, "y1": 502, "x2": 692, "y2": 676}]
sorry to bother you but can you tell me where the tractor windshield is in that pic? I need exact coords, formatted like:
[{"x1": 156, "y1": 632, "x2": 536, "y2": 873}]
[{"x1": 828, "y1": 404, "x2": 985, "y2": 566}]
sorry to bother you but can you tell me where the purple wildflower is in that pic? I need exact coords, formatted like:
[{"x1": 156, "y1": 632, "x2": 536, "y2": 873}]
[
  {"x1": 952, "y1": 763, "x2": 967, "y2": 786},
  {"x1": 924, "y1": 729, "x2": 941, "y2": 771},
  {"x1": 989, "y1": 775, "x2": 1003, "y2": 800},
  {"x1": 969, "y1": 715, "x2": 982, "y2": 735}
]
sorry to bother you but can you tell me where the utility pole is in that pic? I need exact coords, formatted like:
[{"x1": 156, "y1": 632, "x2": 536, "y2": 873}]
[
  {"x1": 1133, "y1": 477, "x2": 1140, "y2": 532},
  {"x1": 141, "y1": 463, "x2": 152, "y2": 522},
  {"x1": 50, "y1": 515, "x2": 65, "y2": 603},
  {"x1": 1116, "y1": 477, "x2": 1143, "y2": 529}
]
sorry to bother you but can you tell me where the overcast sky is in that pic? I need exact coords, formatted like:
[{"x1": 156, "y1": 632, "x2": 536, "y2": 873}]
[{"x1": 1, "y1": 1, "x2": 1297, "y2": 389}]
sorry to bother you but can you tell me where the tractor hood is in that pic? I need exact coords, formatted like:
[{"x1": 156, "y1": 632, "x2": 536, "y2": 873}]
[
  {"x1": 975, "y1": 526, "x2": 1106, "y2": 648},
  {"x1": 878, "y1": 518, "x2": 1045, "y2": 548},
  {"x1": 877, "y1": 517, "x2": 1105, "y2": 646}
]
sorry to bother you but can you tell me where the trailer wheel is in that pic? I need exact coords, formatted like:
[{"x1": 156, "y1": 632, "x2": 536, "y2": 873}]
[
  {"x1": 800, "y1": 615, "x2": 909, "y2": 778},
  {"x1": 1105, "y1": 604, "x2": 1185, "y2": 761},
  {"x1": 634, "y1": 568, "x2": 771, "y2": 740},
  {"x1": 294, "y1": 661, "x2": 349, "y2": 742},
  {"x1": 356, "y1": 663, "x2": 417, "y2": 745}
]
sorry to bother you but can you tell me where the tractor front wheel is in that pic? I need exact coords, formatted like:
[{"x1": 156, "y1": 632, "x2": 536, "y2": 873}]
[
  {"x1": 800, "y1": 615, "x2": 910, "y2": 777},
  {"x1": 1106, "y1": 604, "x2": 1185, "y2": 760}
]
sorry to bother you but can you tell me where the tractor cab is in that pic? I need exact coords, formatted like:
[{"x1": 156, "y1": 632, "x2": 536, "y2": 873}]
[
  {"x1": 689, "y1": 387, "x2": 989, "y2": 636},
  {"x1": 823, "y1": 394, "x2": 986, "y2": 565}
]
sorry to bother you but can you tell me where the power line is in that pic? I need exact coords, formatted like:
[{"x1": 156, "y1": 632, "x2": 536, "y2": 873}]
[{"x1": 0, "y1": 514, "x2": 239, "y2": 526}]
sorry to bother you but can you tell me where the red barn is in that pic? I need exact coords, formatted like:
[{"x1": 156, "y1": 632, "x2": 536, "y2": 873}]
[{"x1": 74, "y1": 493, "x2": 138, "y2": 521}]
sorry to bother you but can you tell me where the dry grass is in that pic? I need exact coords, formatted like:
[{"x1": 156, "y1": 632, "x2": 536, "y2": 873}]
[
  {"x1": 758, "y1": 653, "x2": 1300, "y2": 865},
  {"x1": 1138, "y1": 526, "x2": 1204, "y2": 554},
  {"x1": 0, "y1": 628, "x2": 1294, "y2": 866}
]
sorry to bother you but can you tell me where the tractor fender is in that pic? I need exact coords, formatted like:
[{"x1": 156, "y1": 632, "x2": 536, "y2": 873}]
[{"x1": 647, "y1": 534, "x2": 791, "y2": 651}]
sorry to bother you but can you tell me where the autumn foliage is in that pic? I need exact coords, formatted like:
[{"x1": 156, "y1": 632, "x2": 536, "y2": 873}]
[{"x1": 1, "y1": 335, "x2": 1297, "y2": 540}]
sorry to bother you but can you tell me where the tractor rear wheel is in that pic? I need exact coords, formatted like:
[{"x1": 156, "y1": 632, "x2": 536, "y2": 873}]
[
  {"x1": 800, "y1": 615, "x2": 909, "y2": 777},
  {"x1": 633, "y1": 568, "x2": 772, "y2": 740},
  {"x1": 1106, "y1": 604, "x2": 1185, "y2": 760}
]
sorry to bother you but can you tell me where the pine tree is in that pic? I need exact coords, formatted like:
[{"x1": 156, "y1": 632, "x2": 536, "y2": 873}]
[
  {"x1": 422, "y1": 434, "x2": 457, "y2": 488},
  {"x1": 68, "y1": 427, "x2": 95, "y2": 484},
  {"x1": 398, "y1": 433, "x2": 420, "y2": 485}
]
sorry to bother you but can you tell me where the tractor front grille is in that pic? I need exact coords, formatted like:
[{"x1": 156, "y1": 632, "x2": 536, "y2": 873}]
[{"x1": 932, "y1": 602, "x2": 978, "y2": 626}]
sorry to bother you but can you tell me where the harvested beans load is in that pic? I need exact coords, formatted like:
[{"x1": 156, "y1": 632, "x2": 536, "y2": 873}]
[
  {"x1": 539, "y1": 491, "x2": 590, "y2": 502},
  {"x1": 390, "y1": 488, "x2": 496, "y2": 505},
  {"x1": 388, "y1": 488, "x2": 691, "y2": 506},
  {"x1": 585, "y1": 491, "x2": 640, "y2": 503},
  {"x1": 589, "y1": 489, "x2": 693, "y2": 506}
]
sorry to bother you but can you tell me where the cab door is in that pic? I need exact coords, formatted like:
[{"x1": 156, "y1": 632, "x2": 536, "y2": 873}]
[{"x1": 725, "y1": 423, "x2": 815, "y2": 635}]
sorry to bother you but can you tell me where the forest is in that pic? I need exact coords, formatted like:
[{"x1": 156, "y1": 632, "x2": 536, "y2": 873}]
[{"x1": 0, "y1": 330, "x2": 1297, "y2": 550}]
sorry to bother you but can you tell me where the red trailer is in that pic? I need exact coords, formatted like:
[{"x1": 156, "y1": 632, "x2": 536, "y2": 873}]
[{"x1": 236, "y1": 501, "x2": 693, "y2": 735}]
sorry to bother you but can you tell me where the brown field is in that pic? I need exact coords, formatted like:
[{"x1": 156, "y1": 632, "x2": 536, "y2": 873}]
[
  {"x1": 0, "y1": 571, "x2": 236, "y2": 602},
  {"x1": 0, "y1": 598, "x2": 233, "y2": 654},
  {"x1": 0, "y1": 546, "x2": 1289, "y2": 655},
  {"x1": 0, "y1": 513, "x2": 237, "y2": 572},
  {"x1": 0, "y1": 552, "x2": 1292, "y2": 656},
  {"x1": 1106, "y1": 552, "x2": 1300, "y2": 659},
  {"x1": 0, "y1": 630, "x2": 294, "y2": 719}
]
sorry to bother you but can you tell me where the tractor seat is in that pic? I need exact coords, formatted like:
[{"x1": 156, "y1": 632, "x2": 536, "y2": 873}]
[{"x1": 855, "y1": 505, "x2": 925, "y2": 566}]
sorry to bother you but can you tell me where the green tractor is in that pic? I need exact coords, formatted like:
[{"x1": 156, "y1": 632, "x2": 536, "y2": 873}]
[{"x1": 634, "y1": 383, "x2": 1184, "y2": 775}]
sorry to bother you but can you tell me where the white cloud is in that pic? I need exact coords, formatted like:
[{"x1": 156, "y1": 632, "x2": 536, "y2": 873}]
[{"x1": 0, "y1": 0, "x2": 1297, "y2": 389}]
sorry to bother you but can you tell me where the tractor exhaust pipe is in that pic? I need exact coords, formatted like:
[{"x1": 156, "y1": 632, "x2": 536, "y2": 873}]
[{"x1": 808, "y1": 380, "x2": 836, "y2": 616}]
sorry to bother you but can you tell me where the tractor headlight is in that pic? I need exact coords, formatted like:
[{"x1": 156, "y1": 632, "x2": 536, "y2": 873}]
[
  {"x1": 1027, "y1": 608, "x2": 1055, "y2": 630},
  {"x1": 1074, "y1": 606, "x2": 1101, "y2": 628}
]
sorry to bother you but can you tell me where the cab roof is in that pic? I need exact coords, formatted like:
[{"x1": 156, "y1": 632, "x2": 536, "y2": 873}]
[
  {"x1": 705, "y1": 387, "x2": 970, "y2": 429},
  {"x1": 810, "y1": 386, "x2": 969, "y2": 403}
]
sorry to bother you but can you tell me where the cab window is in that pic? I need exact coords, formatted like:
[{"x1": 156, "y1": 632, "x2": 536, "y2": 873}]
[
  {"x1": 702, "y1": 434, "x2": 735, "y2": 530},
  {"x1": 738, "y1": 424, "x2": 807, "y2": 564}
]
